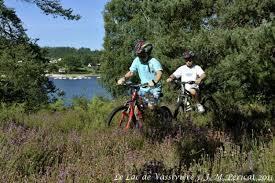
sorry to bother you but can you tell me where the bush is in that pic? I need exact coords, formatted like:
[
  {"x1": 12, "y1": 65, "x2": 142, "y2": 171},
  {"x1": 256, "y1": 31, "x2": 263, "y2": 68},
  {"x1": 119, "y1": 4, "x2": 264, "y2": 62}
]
[{"x1": 0, "y1": 103, "x2": 25, "y2": 125}]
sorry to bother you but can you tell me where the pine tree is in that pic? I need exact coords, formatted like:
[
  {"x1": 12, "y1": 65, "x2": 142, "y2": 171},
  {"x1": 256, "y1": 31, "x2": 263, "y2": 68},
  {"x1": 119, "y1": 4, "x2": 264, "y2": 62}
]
[{"x1": 0, "y1": 0, "x2": 80, "y2": 110}]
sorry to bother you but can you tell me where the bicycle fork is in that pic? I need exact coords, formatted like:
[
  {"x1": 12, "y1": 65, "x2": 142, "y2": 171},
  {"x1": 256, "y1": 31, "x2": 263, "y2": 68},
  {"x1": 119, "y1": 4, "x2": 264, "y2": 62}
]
[
  {"x1": 125, "y1": 105, "x2": 135, "y2": 130},
  {"x1": 134, "y1": 105, "x2": 143, "y2": 129},
  {"x1": 123, "y1": 105, "x2": 142, "y2": 130}
]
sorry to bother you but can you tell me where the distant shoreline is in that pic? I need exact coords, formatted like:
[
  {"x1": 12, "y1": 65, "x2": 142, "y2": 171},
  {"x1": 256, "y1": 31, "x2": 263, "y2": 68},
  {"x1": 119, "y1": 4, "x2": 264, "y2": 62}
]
[
  {"x1": 46, "y1": 73, "x2": 100, "y2": 77},
  {"x1": 46, "y1": 73, "x2": 101, "y2": 80}
]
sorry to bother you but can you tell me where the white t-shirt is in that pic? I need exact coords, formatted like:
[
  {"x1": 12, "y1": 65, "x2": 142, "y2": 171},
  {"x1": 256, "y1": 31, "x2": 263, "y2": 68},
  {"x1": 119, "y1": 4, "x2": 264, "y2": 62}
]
[{"x1": 173, "y1": 65, "x2": 205, "y2": 82}]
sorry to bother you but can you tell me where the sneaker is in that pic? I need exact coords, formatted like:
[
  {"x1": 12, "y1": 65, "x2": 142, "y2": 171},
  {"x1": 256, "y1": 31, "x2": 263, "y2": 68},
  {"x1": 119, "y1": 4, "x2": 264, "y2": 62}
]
[{"x1": 197, "y1": 103, "x2": 205, "y2": 113}]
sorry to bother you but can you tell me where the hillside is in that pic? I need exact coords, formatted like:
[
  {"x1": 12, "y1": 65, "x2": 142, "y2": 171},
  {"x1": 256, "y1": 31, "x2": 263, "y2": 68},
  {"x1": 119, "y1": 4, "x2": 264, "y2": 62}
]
[{"x1": 0, "y1": 98, "x2": 274, "y2": 182}]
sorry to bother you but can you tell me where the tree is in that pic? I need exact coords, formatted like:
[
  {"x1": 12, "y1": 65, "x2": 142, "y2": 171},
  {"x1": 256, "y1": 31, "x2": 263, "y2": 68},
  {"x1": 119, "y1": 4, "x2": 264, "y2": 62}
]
[
  {"x1": 0, "y1": 0, "x2": 80, "y2": 110},
  {"x1": 0, "y1": 38, "x2": 56, "y2": 110},
  {"x1": 43, "y1": 47, "x2": 104, "y2": 70},
  {"x1": 62, "y1": 55, "x2": 82, "y2": 72},
  {"x1": 0, "y1": 0, "x2": 26, "y2": 41},
  {"x1": 28, "y1": 0, "x2": 80, "y2": 20}
]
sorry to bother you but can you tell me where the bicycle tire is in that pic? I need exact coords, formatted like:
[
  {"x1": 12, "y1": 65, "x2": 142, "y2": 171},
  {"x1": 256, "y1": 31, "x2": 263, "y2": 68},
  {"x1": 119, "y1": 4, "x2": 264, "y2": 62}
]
[
  {"x1": 159, "y1": 106, "x2": 173, "y2": 123},
  {"x1": 107, "y1": 105, "x2": 131, "y2": 128},
  {"x1": 173, "y1": 102, "x2": 184, "y2": 119},
  {"x1": 201, "y1": 96, "x2": 218, "y2": 114}
]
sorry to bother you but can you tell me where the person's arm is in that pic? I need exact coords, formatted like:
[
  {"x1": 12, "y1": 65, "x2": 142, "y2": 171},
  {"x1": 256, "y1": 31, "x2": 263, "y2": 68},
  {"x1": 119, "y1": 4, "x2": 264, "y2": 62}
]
[
  {"x1": 117, "y1": 71, "x2": 134, "y2": 85},
  {"x1": 196, "y1": 73, "x2": 206, "y2": 84},
  {"x1": 148, "y1": 59, "x2": 163, "y2": 86},
  {"x1": 124, "y1": 71, "x2": 134, "y2": 79},
  {"x1": 154, "y1": 70, "x2": 162, "y2": 83},
  {"x1": 200, "y1": 73, "x2": 206, "y2": 80},
  {"x1": 149, "y1": 70, "x2": 162, "y2": 87},
  {"x1": 117, "y1": 58, "x2": 138, "y2": 85},
  {"x1": 166, "y1": 74, "x2": 176, "y2": 82},
  {"x1": 195, "y1": 66, "x2": 206, "y2": 84},
  {"x1": 166, "y1": 66, "x2": 183, "y2": 82}
]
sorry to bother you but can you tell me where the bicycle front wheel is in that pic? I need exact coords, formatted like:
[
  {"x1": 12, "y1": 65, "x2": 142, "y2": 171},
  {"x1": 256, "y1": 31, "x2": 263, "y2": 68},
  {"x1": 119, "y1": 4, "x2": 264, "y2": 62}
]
[
  {"x1": 107, "y1": 105, "x2": 130, "y2": 128},
  {"x1": 173, "y1": 102, "x2": 184, "y2": 119},
  {"x1": 107, "y1": 105, "x2": 139, "y2": 129},
  {"x1": 159, "y1": 106, "x2": 173, "y2": 123}
]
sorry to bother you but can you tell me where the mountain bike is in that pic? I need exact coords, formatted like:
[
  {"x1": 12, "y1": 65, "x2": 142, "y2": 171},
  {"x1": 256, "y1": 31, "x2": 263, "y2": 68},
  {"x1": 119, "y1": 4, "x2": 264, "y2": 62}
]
[
  {"x1": 172, "y1": 80, "x2": 218, "y2": 119},
  {"x1": 107, "y1": 81, "x2": 172, "y2": 130}
]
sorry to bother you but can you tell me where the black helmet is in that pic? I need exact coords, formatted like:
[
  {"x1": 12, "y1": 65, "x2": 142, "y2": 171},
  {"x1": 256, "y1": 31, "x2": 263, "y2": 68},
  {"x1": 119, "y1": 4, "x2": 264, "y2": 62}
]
[
  {"x1": 183, "y1": 51, "x2": 195, "y2": 59},
  {"x1": 134, "y1": 40, "x2": 153, "y2": 55}
]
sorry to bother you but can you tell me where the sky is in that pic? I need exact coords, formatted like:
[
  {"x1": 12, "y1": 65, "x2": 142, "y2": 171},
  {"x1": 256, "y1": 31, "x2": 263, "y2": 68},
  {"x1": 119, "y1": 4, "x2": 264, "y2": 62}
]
[{"x1": 4, "y1": 0, "x2": 110, "y2": 50}]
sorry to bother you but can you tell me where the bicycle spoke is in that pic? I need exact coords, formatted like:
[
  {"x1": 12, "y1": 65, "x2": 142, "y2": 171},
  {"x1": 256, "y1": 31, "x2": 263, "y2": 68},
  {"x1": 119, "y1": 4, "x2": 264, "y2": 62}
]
[
  {"x1": 118, "y1": 111, "x2": 128, "y2": 127},
  {"x1": 202, "y1": 96, "x2": 218, "y2": 114},
  {"x1": 107, "y1": 106, "x2": 130, "y2": 129}
]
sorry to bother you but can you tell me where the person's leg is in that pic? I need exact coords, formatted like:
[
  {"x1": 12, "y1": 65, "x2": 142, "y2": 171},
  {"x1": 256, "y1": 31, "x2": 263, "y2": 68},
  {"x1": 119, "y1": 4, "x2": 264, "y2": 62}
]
[
  {"x1": 185, "y1": 84, "x2": 199, "y2": 102},
  {"x1": 136, "y1": 90, "x2": 148, "y2": 118},
  {"x1": 186, "y1": 84, "x2": 205, "y2": 113},
  {"x1": 148, "y1": 93, "x2": 158, "y2": 109},
  {"x1": 189, "y1": 88, "x2": 199, "y2": 102},
  {"x1": 148, "y1": 89, "x2": 161, "y2": 110}
]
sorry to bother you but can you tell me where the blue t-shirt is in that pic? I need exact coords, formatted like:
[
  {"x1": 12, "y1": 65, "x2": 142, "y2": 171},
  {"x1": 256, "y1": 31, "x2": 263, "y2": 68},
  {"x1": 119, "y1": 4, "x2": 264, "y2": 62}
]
[{"x1": 129, "y1": 57, "x2": 163, "y2": 93}]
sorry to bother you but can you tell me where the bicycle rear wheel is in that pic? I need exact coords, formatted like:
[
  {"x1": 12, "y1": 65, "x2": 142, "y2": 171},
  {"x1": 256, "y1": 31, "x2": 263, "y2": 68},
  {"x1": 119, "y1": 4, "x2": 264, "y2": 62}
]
[
  {"x1": 201, "y1": 96, "x2": 218, "y2": 114},
  {"x1": 107, "y1": 105, "x2": 133, "y2": 129}
]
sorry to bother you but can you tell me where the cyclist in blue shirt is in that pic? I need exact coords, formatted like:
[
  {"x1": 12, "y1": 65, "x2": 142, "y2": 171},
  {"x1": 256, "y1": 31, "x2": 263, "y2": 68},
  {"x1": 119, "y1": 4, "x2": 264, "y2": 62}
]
[{"x1": 117, "y1": 40, "x2": 163, "y2": 109}]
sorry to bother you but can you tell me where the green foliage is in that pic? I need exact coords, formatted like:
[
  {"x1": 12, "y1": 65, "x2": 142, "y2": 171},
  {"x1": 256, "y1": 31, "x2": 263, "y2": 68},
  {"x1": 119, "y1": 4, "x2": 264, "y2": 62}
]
[
  {"x1": 62, "y1": 55, "x2": 82, "y2": 72},
  {"x1": 16, "y1": 0, "x2": 80, "y2": 20},
  {"x1": 13, "y1": 142, "x2": 63, "y2": 176},
  {"x1": 85, "y1": 96, "x2": 118, "y2": 129},
  {"x1": 21, "y1": 97, "x2": 117, "y2": 132},
  {"x1": 0, "y1": 0, "x2": 26, "y2": 40},
  {"x1": 1, "y1": 0, "x2": 274, "y2": 180},
  {"x1": 47, "y1": 98, "x2": 66, "y2": 111},
  {"x1": 0, "y1": 39, "x2": 56, "y2": 110},
  {"x1": 101, "y1": 0, "x2": 274, "y2": 133},
  {"x1": 44, "y1": 47, "x2": 104, "y2": 73},
  {"x1": 0, "y1": 103, "x2": 25, "y2": 125},
  {"x1": 71, "y1": 96, "x2": 89, "y2": 111},
  {"x1": 46, "y1": 62, "x2": 59, "y2": 73},
  {"x1": 0, "y1": 0, "x2": 81, "y2": 110}
]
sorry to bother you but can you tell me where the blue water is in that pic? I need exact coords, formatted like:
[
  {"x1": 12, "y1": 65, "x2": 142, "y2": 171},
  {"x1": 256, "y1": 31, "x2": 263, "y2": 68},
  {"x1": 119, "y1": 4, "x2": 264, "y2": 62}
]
[{"x1": 51, "y1": 77, "x2": 112, "y2": 104}]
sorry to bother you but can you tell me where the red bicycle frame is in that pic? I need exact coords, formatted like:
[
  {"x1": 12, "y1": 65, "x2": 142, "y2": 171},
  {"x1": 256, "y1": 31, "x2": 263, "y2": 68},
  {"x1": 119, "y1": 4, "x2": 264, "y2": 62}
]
[{"x1": 120, "y1": 86, "x2": 144, "y2": 130}]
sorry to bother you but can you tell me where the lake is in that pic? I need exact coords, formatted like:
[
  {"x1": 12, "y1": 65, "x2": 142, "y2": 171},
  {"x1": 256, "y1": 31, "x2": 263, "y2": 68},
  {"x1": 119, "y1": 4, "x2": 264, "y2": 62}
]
[{"x1": 50, "y1": 76, "x2": 112, "y2": 104}]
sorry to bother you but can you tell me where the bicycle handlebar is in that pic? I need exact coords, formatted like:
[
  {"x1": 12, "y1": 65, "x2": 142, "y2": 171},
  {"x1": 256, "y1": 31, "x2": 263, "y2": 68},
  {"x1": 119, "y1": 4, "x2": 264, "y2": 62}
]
[
  {"x1": 173, "y1": 80, "x2": 195, "y2": 85},
  {"x1": 115, "y1": 78, "x2": 149, "y2": 88},
  {"x1": 119, "y1": 81, "x2": 149, "y2": 89},
  {"x1": 117, "y1": 81, "x2": 149, "y2": 89}
]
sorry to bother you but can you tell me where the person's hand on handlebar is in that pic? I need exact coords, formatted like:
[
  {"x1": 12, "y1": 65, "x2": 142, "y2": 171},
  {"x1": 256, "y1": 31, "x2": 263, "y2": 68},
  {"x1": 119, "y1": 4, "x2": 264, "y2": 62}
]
[
  {"x1": 117, "y1": 77, "x2": 126, "y2": 85},
  {"x1": 166, "y1": 78, "x2": 173, "y2": 83},
  {"x1": 148, "y1": 80, "x2": 156, "y2": 87},
  {"x1": 166, "y1": 75, "x2": 174, "y2": 83},
  {"x1": 195, "y1": 78, "x2": 202, "y2": 85}
]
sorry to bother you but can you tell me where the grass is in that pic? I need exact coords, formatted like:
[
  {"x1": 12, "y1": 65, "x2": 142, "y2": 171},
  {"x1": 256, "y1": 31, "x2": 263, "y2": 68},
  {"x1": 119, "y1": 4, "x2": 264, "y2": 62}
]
[{"x1": 0, "y1": 98, "x2": 274, "y2": 182}]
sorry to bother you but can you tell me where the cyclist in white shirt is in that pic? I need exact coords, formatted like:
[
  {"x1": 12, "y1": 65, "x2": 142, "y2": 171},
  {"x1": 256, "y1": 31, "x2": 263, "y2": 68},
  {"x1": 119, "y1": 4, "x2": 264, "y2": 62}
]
[{"x1": 166, "y1": 51, "x2": 206, "y2": 113}]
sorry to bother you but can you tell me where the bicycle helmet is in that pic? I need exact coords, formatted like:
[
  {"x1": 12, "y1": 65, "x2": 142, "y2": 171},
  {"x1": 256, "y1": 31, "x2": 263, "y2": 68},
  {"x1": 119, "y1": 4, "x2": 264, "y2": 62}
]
[
  {"x1": 134, "y1": 40, "x2": 153, "y2": 55},
  {"x1": 183, "y1": 51, "x2": 195, "y2": 59}
]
